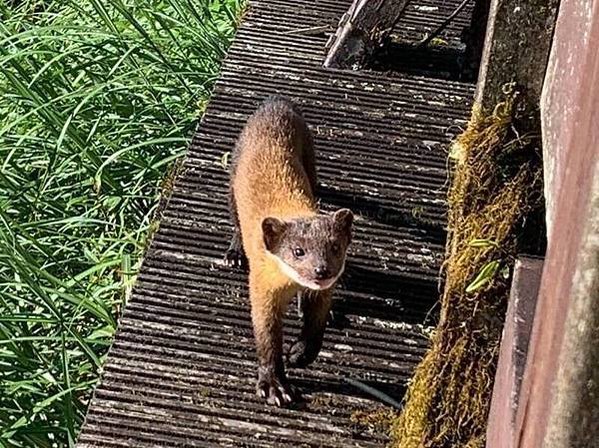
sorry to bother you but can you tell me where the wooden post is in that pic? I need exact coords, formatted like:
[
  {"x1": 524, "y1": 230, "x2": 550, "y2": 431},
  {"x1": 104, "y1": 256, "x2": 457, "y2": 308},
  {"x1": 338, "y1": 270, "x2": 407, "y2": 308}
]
[
  {"x1": 475, "y1": 0, "x2": 559, "y2": 114},
  {"x1": 516, "y1": 0, "x2": 599, "y2": 446},
  {"x1": 486, "y1": 257, "x2": 543, "y2": 448},
  {"x1": 323, "y1": 0, "x2": 409, "y2": 69},
  {"x1": 473, "y1": 0, "x2": 559, "y2": 447}
]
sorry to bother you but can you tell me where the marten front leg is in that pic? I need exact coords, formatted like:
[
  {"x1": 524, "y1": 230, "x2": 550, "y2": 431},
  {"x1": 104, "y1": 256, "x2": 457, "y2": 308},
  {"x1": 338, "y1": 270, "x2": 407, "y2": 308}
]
[
  {"x1": 250, "y1": 277, "x2": 296, "y2": 406},
  {"x1": 287, "y1": 289, "x2": 332, "y2": 368},
  {"x1": 224, "y1": 186, "x2": 247, "y2": 268},
  {"x1": 225, "y1": 231, "x2": 245, "y2": 268}
]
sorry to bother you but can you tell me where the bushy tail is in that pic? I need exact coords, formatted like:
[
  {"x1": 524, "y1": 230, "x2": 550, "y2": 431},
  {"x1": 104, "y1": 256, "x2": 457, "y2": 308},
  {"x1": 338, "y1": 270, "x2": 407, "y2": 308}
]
[{"x1": 258, "y1": 95, "x2": 304, "y2": 116}]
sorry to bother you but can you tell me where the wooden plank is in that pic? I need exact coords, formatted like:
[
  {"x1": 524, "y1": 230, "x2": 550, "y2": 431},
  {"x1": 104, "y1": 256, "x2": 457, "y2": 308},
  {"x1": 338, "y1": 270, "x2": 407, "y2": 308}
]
[
  {"x1": 324, "y1": 0, "x2": 410, "y2": 69},
  {"x1": 486, "y1": 257, "x2": 543, "y2": 448}
]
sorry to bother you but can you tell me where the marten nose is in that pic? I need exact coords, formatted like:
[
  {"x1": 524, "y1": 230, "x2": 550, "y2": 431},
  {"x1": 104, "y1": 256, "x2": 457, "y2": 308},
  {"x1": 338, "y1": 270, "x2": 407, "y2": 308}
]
[{"x1": 314, "y1": 266, "x2": 330, "y2": 279}]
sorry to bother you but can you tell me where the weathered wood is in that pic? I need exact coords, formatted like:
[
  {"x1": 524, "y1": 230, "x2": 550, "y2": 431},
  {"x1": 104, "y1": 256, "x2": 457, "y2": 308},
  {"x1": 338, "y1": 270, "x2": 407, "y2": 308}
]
[
  {"x1": 515, "y1": 1, "x2": 599, "y2": 446},
  {"x1": 418, "y1": 0, "x2": 472, "y2": 48},
  {"x1": 324, "y1": 0, "x2": 410, "y2": 69},
  {"x1": 541, "y1": 0, "x2": 598, "y2": 235},
  {"x1": 475, "y1": 0, "x2": 559, "y2": 113},
  {"x1": 548, "y1": 170, "x2": 599, "y2": 448},
  {"x1": 544, "y1": 167, "x2": 599, "y2": 448},
  {"x1": 486, "y1": 257, "x2": 543, "y2": 448}
]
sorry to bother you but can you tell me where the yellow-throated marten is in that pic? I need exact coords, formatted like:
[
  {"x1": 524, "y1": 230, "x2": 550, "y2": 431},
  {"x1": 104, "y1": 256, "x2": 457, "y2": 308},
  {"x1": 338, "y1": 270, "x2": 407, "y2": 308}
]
[{"x1": 225, "y1": 97, "x2": 353, "y2": 406}]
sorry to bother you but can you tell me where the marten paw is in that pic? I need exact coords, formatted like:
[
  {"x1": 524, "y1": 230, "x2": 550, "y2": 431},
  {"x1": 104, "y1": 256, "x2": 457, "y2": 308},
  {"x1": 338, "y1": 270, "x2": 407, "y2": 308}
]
[
  {"x1": 256, "y1": 376, "x2": 296, "y2": 407},
  {"x1": 286, "y1": 341, "x2": 318, "y2": 368},
  {"x1": 223, "y1": 247, "x2": 247, "y2": 268}
]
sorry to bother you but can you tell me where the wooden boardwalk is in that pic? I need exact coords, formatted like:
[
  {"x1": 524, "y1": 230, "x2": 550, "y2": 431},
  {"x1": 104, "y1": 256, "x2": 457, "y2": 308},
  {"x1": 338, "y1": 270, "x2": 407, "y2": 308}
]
[{"x1": 77, "y1": 0, "x2": 474, "y2": 446}]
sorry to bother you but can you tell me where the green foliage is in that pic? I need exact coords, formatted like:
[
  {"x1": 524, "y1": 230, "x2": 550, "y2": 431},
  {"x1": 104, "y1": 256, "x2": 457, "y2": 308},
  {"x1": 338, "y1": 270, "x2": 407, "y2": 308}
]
[
  {"x1": 0, "y1": 0, "x2": 242, "y2": 446},
  {"x1": 467, "y1": 238, "x2": 499, "y2": 249},
  {"x1": 465, "y1": 260, "x2": 500, "y2": 293}
]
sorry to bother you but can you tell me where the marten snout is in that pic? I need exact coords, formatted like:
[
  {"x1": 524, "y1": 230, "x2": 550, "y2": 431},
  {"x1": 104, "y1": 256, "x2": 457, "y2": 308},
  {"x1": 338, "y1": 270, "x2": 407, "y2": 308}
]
[{"x1": 314, "y1": 265, "x2": 330, "y2": 280}]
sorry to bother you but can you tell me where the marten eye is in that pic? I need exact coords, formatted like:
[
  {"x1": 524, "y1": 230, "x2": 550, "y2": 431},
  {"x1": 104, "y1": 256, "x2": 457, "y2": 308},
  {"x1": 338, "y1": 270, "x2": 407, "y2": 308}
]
[{"x1": 293, "y1": 247, "x2": 305, "y2": 258}]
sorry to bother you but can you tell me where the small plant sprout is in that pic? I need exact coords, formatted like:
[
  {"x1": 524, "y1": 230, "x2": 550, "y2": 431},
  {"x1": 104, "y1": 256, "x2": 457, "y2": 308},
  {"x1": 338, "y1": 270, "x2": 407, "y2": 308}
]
[
  {"x1": 468, "y1": 238, "x2": 500, "y2": 248},
  {"x1": 466, "y1": 260, "x2": 501, "y2": 293}
]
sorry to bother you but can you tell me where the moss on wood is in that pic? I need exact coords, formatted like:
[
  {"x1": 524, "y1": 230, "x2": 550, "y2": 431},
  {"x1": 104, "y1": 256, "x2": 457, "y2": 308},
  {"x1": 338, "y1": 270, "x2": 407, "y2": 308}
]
[{"x1": 391, "y1": 93, "x2": 544, "y2": 447}]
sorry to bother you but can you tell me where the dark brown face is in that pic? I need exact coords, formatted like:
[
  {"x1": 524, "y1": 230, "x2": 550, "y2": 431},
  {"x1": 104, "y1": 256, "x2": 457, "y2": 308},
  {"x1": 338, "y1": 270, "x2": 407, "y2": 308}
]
[{"x1": 262, "y1": 209, "x2": 353, "y2": 290}]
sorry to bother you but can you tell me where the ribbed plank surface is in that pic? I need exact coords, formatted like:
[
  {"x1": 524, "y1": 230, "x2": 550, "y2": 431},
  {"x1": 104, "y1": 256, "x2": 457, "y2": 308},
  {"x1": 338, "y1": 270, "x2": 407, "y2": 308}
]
[{"x1": 77, "y1": 0, "x2": 474, "y2": 446}]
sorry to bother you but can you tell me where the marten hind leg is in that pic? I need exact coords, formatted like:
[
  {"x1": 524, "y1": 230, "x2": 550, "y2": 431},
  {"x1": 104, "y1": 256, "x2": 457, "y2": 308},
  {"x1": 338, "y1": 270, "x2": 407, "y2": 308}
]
[
  {"x1": 250, "y1": 277, "x2": 296, "y2": 406},
  {"x1": 287, "y1": 289, "x2": 332, "y2": 368},
  {"x1": 224, "y1": 186, "x2": 247, "y2": 268}
]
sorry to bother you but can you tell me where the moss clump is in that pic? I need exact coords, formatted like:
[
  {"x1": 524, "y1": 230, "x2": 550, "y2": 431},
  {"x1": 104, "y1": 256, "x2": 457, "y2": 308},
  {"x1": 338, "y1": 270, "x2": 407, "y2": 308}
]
[
  {"x1": 351, "y1": 407, "x2": 399, "y2": 436},
  {"x1": 391, "y1": 95, "x2": 544, "y2": 447}
]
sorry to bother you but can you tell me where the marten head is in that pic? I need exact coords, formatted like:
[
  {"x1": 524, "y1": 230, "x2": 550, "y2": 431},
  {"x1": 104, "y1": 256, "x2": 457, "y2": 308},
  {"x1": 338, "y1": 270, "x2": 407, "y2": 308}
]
[{"x1": 262, "y1": 209, "x2": 354, "y2": 290}]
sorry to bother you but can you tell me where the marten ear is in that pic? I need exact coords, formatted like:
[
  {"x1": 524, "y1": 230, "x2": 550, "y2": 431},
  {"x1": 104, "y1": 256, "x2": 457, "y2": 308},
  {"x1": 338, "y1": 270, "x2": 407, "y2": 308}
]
[
  {"x1": 262, "y1": 217, "x2": 287, "y2": 252},
  {"x1": 333, "y1": 208, "x2": 354, "y2": 234}
]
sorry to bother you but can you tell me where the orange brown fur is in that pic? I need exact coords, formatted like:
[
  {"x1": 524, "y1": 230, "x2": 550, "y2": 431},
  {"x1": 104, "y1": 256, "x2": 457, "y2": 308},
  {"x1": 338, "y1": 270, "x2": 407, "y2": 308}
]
[
  {"x1": 232, "y1": 99, "x2": 319, "y2": 343},
  {"x1": 233, "y1": 112, "x2": 316, "y2": 283}
]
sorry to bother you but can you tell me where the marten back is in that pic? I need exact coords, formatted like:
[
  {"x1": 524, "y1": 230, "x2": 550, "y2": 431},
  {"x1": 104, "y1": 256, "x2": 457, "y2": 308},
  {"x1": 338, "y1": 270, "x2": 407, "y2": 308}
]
[{"x1": 231, "y1": 98, "x2": 317, "y2": 263}]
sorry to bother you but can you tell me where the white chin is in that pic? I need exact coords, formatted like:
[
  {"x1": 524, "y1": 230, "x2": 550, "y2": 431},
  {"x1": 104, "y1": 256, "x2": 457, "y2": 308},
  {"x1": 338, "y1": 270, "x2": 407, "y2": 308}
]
[
  {"x1": 269, "y1": 255, "x2": 340, "y2": 291},
  {"x1": 301, "y1": 278, "x2": 336, "y2": 291}
]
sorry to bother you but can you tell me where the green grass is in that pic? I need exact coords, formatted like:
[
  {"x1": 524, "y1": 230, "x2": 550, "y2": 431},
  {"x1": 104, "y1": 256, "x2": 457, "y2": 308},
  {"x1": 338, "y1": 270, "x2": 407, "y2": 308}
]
[{"x1": 0, "y1": 0, "x2": 243, "y2": 446}]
